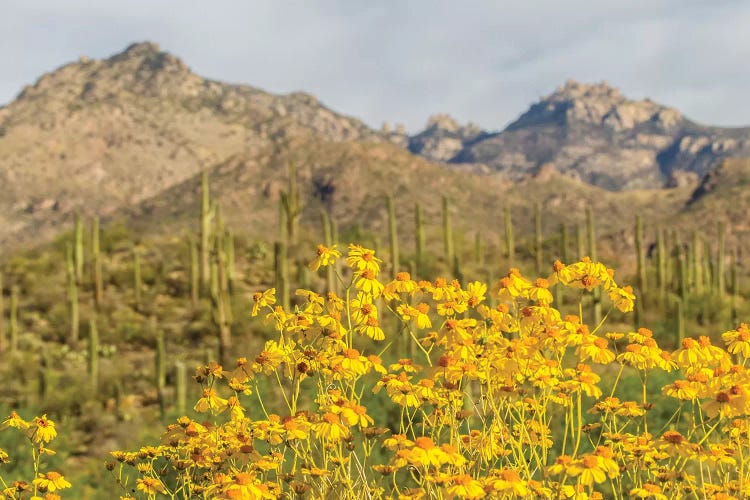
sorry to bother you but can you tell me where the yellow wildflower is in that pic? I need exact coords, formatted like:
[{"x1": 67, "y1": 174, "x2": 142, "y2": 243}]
[
  {"x1": 251, "y1": 288, "x2": 276, "y2": 316},
  {"x1": 308, "y1": 244, "x2": 341, "y2": 272},
  {"x1": 32, "y1": 472, "x2": 71, "y2": 492}
]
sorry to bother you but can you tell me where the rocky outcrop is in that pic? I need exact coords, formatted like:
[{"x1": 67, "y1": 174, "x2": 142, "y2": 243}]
[
  {"x1": 408, "y1": 80, "x2": 750, "y2": 190},
  {"x1": 407, "y1": 114, "x2": 485, "y2": 162}
]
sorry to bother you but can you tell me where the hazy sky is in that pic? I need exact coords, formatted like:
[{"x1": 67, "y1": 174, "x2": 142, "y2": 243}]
[{"x1": 3, "y1": 1, "x2": 749, "y2": 132}]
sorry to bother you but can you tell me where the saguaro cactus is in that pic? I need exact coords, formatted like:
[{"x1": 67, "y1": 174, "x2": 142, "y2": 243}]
[
  {"x1": 675, "y1": 296, "x2": 685, "y2": 349},
  {"x1": 635, "y1": 215, "x2": 647, "y2": 297},
  {"x1": 88, "y1": 317, "x2": 99, "y2": 394},
  {"x1": 731, "y1": 248, "x2": 739, "y2": 325},
  {"x1": 559, "y1": 223, "x2": 569, "y2": 263},
  {"x1": 504, "y1": 205, "x2": 515, "y2": 267},
  {"x1": 133, "y1": 248, "x2": 142, "y2": 310},
  {"x1": 281, "y1": 162, "x2": 302, "y2": 244},
  {"x1": 38, "y1": 353, "x2": 50, "y2": 402},
  {"x1": 586, "y1": 207, "x2": 602, "y2": 325},
  {"x1": 692, "y1": 231, "x2": 703, "y2": 294},
  {"x1": 534, "y1": 202, "x2": 543, "y2": 275},
  {"x1": 415, "y1": 203, "x2": 425, "y2": 278},
  {"x1": 74, "y1": 213, "x2": 84, "y2": 283},
  {"x1": 189, "y1": 236, "x2": 199, "y2": 307},
  {"x1": 717, "y1": 222, "x2": 726, "y2": 297},
  {"x1": 92, "y1": 216, "x2": 103, "y2": 308},
  {"x1": 175, "y1": 361, "x2": 187, "y2": 414},
  {"x1": 200, "y1": 171, "x2": 212, "y2": 292},
  {"x1": 475, "y1": 232, "x2": 484, "y2": 267},
  {"x1": 211, "y1": 228, "x2": 234, "y2": 368},
  {"x1": 155, "y1": 321, "x2": 166, "y2": 393},
  {"x1": 0, "y1": 271, "x2": 5, "y2": 353},
  {"x1": 9, "y1": 285, "x2": 18, "y2": 353},
  {"x1": 66, "y1": 243, "x2": 79, "y2": 347},
  {"x1": 576, "y1": 224, "x2": 585, "y2": 260},
  {"x1": 442, "y1": 196, "x2": 454, "y2": 266},
  {"x1": 154, "y1": 321, "x2": 167, "y2": 417},
  {"x1": 274, "y1": 241, "x2": 290, "y2": 310},
  {"x1": 225, "y1": 229, "x2": 236, "y2": 292},
  {"x1": 321, "y1": 210, "x2": 336, "y2": 293},
  {"x1": 387, "y1": 196, "x2": 399, "y2": 278},
  {"x1": 656, "y1": 228, "x2": 667, "y2": 304}
]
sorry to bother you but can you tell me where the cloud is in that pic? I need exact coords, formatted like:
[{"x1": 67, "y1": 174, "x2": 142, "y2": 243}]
[{"x1": 2, "y1": 1, "x2": 749, "y2": 131}]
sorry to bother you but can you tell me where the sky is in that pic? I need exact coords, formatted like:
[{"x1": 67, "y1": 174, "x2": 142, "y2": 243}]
[{"x1": 2, "y1": 1, "x2": 749, "y2": 133}]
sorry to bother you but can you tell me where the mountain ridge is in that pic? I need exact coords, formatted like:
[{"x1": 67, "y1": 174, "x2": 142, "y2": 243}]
[
  {"x1": 407, "y1": 80, "x2": 750, "y2": 190},
  {"x1": 0, "y1": 41, "x2": 748, "y2": 251}
]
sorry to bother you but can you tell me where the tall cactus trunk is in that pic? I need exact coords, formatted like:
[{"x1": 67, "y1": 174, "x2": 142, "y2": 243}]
[
  {"x1": 74, "y1": 213, "x2": 84, "y2": 284},
  {"x1": 656, "y1": 228, "x2": 666, "y2": 306},
  {"x1": 38, "y1": 352, "x2": 50, "y2": 403},
  {"x1": 387, "y1": 196, "x2": 399, "y2": 278},
  {"x1": 692, "y1": 231, "x2": 702, "y2": 295},
  {"x1": 281, "y1": 162, "x2": 302, "y2": 245},
  {"x1": 154, "y1": 317, "x2": 166, "y2": 417},
  {"x1": 274, "y1": 241, "x2": 290, "y2": 311},
  {"x1": 731, "y1": 248, "x2": 739, "y2": 325},
  {"x1": 703, "y1": 240, "x2": 713, "y2": 293},
  {"x1": 635, "y1": 215, "x2": 647, "y2": 298},
  {"x1": 717, "y1": 222, "x2": 726, "y2": 297},
  {"x1": 212, "y1": 227, "x2": 233, "y2": 368},
  {"x1": 200, "y1": 171, "x2": 212, "y2": 293},
  {"x1": 576, "y1": 224, "x2": 585, "y2": 260},
  {"x1": 560, "y1": 223, "x2": 569, "y2": 263},
  {"x1": 66, "y1": 243, "x2": 79, "y2": 348},
  {"x1": 88, "y1": 316, "x2": 99, "y2": 394},
  {"x1": 415, "y1": 203, "x2": 425, "y2": 279},
  {"x1": 133, "y1": 248, "x2": 142, "y2": 311},
  {"x1": 189, "y1": 236, "x2": 199, "y2": 307},
  {"x1": 675, "y1": 296, "x2": 685, "y2": 349},
  {"x1": 556, "y1": 224, "x2": 568, "y2": 307},
  {"x1": 442, "y1": 196, "x2": 454, "y2": 267},
  {"x1": 9, "y1": 285, "x2": 18, "y2": 353},
  {"x1": 474, "y1": 232, "x2": 484, "y2": 267},
  {"x1": 225, "y1": 230, "x2": 236, "y2": 292},
  {"x1": 586, "y1": 207, "x2": 602, "y2": 326},
  {"x1": 92, "y1": 216, "x2": 103, "y2": 308},
  {"x1": 534, "y1": 202, "x2": 543, "y2": 275},
  {"x1": 321, "y1": 210, "x2": 336, "y2": 293},
  {"x1": 504, "y1": 205, "x2": 515, "y2": 267},
  {"x1": 0, "y1": 272, "x2": 5, "y2": 353},
  {"x1": 175, "y1": 361, "x2": 187, "y2": 414}
]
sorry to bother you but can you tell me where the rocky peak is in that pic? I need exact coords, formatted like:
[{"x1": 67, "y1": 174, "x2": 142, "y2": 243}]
[
  {"x1": 551, "y1": 79, "x2": 622, "y2": 101},
  {"x1": 119, "y1": 41, "x2": 162, "y2": 58},
  {"x1": 424, "y1": 113, "x2": 460, "y2": 133},
  {"x1": 407, "y1": 114, "x2": 486, "y2": 162},
  {"x1": 510, "y1": 79, "x2": 683, "y2": 133},
  {"x1": 110, "y1": 41, "x2": 190, "y2": 76}
]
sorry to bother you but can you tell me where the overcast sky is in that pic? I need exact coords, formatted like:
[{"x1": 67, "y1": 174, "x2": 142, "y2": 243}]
[{"x1": 3, "y1": 1, "x2": 749, "y2": 132}]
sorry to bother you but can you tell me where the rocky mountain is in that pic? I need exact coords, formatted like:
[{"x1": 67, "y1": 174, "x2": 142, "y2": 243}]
[
  {"x1": 0, "y1": 42, "x2": 380, "y2": 247},
  {"x1": 1, "y1": 42, "x2": 748, "y2": 253},
  {"x1": 406, "y1": 80, "x2": 750, "y2": 190}
]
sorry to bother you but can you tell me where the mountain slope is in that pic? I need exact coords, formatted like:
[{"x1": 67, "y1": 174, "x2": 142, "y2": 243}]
[
  {"x1": 0, "y1": 42, "x2": 379, "y2": 247},
  {"x1": 116, "y1": 136, "x2": 693, "y2": 274},
  {"x1": 407, "y1": 81, "x2": 750, "y2": 190}
]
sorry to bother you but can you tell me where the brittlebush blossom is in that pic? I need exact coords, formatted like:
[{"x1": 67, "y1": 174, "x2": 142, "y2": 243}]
[
  {"x1": 135, "y1": 477, "x2": 167, "y2": 496},
  {"x1": 32, "y1": 472, "x2": 71, "y2": 492},
  {"x1": 446, "y1": 474, "x2": 484, "y2": 499},
  {"x1": 722, "y1": 323, "x2": 750, "y2": 358},
  {"x1": 30, "y1": 416, "x2": 57, "y2": 444},
  {"x1": 251, "y1": 288, "x2": 276, "y2": 316},
  {"x1": 308, "y1": 244, "x2": 341, "y2": 272},
  {"x1": 346, "y1": 244, "x2": 381, "y2": 273}
]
